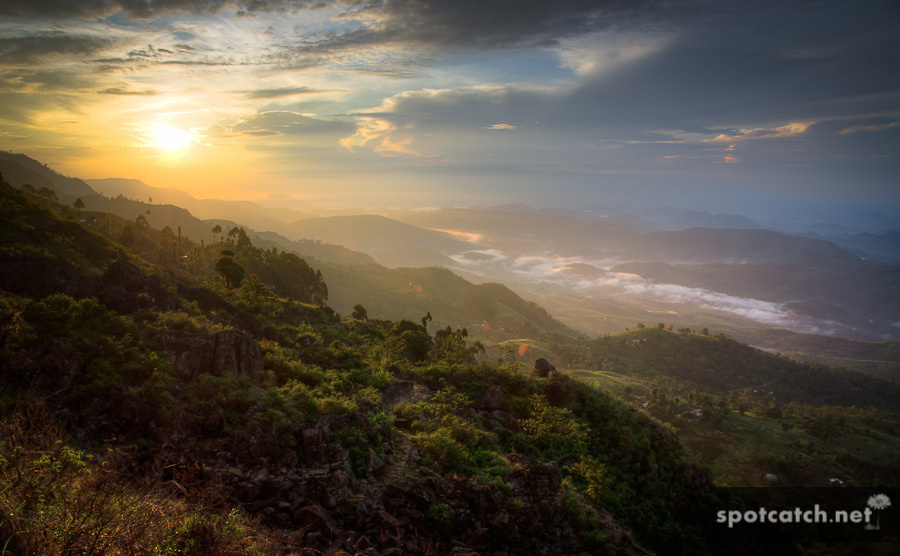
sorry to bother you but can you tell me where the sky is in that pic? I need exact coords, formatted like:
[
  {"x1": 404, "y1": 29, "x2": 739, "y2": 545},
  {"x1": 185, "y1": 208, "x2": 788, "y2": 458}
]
[{"x1": 1, "y1": 0, "x2": 899, "y2": 218}]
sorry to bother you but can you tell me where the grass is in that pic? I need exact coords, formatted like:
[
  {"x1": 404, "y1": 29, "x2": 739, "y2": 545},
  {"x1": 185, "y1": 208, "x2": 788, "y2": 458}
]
[
  {"x1": 0, "y1": 403, "x2": 279, "y2": 556},
  {"x1": 569, "y1": 366, "x2": 900, "y2": 488}
]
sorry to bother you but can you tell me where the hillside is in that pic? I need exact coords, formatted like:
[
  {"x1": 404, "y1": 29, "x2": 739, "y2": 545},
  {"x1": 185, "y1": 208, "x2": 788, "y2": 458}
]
[
  {"x1": 285, "y1": 214, "x2": 473, "y2": 255},
  {"x1": 625, "y1": 228, "x2": 861, "y2": 264},
  {"x1": 610, "y1": 259, "x2": 900, "y2": 340},
  {"x1": 86, "y1": 177, "x2": 314, "y2": 233},
  {"x1": 0, "y1": 150, "x2": 96, "y2": 199},
  {"x1": 0, "y1": 178, "x2": 737, "y2": 555},
  {"x1": 1, "y1": 170, "x2": 898, "y2": 554},
  {"x1": 319, "y1": 263, "x2": 576, "y2": 342}
]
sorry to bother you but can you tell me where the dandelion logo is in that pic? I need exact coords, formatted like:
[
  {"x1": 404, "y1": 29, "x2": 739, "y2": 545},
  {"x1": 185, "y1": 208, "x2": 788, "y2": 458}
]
[{"x1": 865, "y1": 493, "x2": 891, "y2": 531}]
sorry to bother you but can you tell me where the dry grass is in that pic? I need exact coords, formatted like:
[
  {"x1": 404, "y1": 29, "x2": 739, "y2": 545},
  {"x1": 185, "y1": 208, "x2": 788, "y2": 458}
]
[{"x1": 0, "y1": 401, "x2": 279, "y2": 556}]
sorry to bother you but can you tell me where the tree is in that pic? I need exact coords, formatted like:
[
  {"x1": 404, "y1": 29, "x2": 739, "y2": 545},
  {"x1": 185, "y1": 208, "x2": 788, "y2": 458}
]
[
  {"x1": 36, "y1": 186, "x2": 57, "y2": 200},
  {"x1": 351, "y1": 304, "x2": 368, "y2": 320},
  {"x1": 421, "y1": 311, "x2": 432, "y2": 330},
  {"x1": 215, "y1": 253, "x2": 245, "y2": 289},
  {"x1": 73, "y1": 198, "x2": 84, "y2": 211},
  {"x1": 157, "y1": 226, "x2": 177, "y2": 266},
  {"x1": 211, "y1": 224, "x2": 222, "y2": 244}
]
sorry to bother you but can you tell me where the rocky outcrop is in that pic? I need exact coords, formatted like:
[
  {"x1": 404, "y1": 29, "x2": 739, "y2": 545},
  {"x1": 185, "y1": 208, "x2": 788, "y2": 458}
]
[
  {"x1": 508, "y1": 457, "x2": 562, "y2": 504},
  {"x1": 162, "y1": 329, "x2": 264, "y2": 381},
  {"x1": 531, "y1": 357, "x2": 559, "y2": 379},
  {"x1": 300, "y1": 424, "x2": 348, "y2": 471}
]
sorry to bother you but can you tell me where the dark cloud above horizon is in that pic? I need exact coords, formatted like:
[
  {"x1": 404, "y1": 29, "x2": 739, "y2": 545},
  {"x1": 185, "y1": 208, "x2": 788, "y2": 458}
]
[{"x1": 0, "y1": 0, "x2": 897, "y2": 215}]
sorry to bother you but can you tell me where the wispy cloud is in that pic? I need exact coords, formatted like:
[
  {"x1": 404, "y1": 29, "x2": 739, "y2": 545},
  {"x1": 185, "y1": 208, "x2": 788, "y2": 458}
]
[
  {"x1": 242, "y1": 86, "x2": 329, "y2": 99},
  {"x1": 839, "y1": 121, "x2": 900, "y2": 135},
  {"x1": 709, "y1": 122, "x2": 814, "y2": 143}
]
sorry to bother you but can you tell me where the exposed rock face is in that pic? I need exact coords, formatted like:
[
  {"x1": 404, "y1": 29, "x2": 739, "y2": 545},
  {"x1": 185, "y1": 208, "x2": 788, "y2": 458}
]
[
  {"x1": 492, "y1": 410, "x2": 524, "y2": 433},
  {"x1": 101, "y1": 259, "x2": 176, "y2": 313},
  {"x1": 162, "y1": 330, "x2": 264, "y2": 381},
  {"x1": 300, "y1": 424, "x2": 348, "y2": 471},
  {"x1": 380, "y1": 379, "x2": 435, "y2": 407},
  {"x1": 509, "y1": 459, "x2": 562, "y2": 504},
  {"x1": 531, "y1": 357, "x2": 559, "y2": 379}
]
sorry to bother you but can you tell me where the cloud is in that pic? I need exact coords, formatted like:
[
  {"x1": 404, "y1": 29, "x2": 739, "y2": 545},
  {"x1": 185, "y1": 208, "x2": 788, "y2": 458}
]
[
  {"x1": 484, "y1": 124, "x2": 517, "y2": 130},
  {"x1": 99, "y1": 87, "x2": 159, "y2": 95},
  {"x1": 340, "y1": 116, "x2": 424, "y2": 157},
  {"x1": 709, "y1": 122, "x2": 813, "y2": 143},
  {"x1": 0, "y1": 33, "x2": 116, "y2": 64},
  {"x1": 555, "y1": 30, "x2": 668, "y2": 77},
  {"x1": 232, "y1": 110, "x2": 354, "y2": 136},
  {"x1": 448, "y1": 248, "x2": 850, "y2": 335},
  {"x1": 243, "y1": 86, "x2": 329, "y2": 99},
  {"x1": 282, "y1": 0, "x2": 673, "y2": 55},
  {"x1": 0, "y1": 0, "x2": 257, "y2": 19},
  {"x1": 839, "y1": 121, "x2": 900, "y2": 135}
]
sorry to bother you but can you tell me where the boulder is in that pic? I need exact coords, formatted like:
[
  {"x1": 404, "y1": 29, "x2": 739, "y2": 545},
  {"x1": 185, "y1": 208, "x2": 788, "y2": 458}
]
[
  {"x1": 509, "y1": 460, "x2": 562, "y2": 504},
  {"x1": 162, "y1": 329, "x2": 264, "y2": 381},
  {"x1": 492, "y1": 410, "x2": 524, "y2": 433},
  {"x1": 531, "y1": 358, "x2": 559, "y2": 379}
]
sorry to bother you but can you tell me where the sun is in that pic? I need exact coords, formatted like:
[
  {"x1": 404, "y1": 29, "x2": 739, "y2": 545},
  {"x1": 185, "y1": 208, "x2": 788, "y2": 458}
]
[{"x1": 146, "y1": 123, "x2": 197, "y2": 152}]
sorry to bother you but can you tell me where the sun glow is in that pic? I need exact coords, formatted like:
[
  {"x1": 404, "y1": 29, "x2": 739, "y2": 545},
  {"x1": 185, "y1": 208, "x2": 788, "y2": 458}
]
[{"x1": 146, "y1": 124, "x2": 198, "y2": 152}]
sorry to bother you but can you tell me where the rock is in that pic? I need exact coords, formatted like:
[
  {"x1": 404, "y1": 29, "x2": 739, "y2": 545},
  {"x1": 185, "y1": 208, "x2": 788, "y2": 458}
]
[
  {"x1": 530, "y1": 358, "x2": 558, "y2": 379},
  {"x1": 162, "y1": 330, "x2": 264, "y2": 381},
  {"x1": 492, "y1": 411, "x2": 523, "y2": 433},
  {"x1": 301, "y1": 426, "x2": 326, "y2": 448},
  {"x1": 509, "y1": 461, "x2": 562, "y2": 504},
  {"x1": 448, "y1": 548, "x2": 479, "y2": 556},
  {"x1": 365, "y1": 448, "x2": 384, "y2": 475},
  {"x1": 476, "y1": 385, "x2": 505, "y2": 410},
  {"x1": 294, "y1": 504, "x2": 335, "y2": 535},
  {"x1": 202, "y1": 406, "x2": 226, "y2": 434},
  {"x1": 306, "y1": 443, "x2": 348, "y2": 471}
]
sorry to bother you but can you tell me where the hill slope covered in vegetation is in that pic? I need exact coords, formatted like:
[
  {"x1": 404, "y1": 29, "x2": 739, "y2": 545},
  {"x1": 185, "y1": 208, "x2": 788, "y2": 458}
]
[{"x1": 1, "y1": 177, "x2": 897, "y2": 554}]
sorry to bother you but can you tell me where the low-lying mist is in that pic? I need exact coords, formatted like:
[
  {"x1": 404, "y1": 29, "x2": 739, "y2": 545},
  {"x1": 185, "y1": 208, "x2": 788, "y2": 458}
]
[{"x1": 449, "y1": 248, "x2": 850, "y2": 337}]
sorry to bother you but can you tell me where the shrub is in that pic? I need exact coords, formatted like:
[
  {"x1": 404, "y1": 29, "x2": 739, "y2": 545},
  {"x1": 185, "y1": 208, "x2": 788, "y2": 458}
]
[
  {"x1": 0, "y1": 404, "x2": 275, "y2": 555},
  {"x1": 522, "y1": 394, "x2": 589, "y2": 464}
]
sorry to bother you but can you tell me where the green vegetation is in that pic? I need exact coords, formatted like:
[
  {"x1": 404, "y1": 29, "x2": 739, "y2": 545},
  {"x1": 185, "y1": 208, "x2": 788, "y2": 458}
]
[{"x1": 1, "y1": 178, "x2": 898, "y2": 554}]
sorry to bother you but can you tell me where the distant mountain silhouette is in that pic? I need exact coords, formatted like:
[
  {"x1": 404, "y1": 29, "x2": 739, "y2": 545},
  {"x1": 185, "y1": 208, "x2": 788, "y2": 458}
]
[
  {"x1": 86, "y1": 177, "x2": 313, "y2": 233},
  {"x1": 661, "y1": 209, "x2": 762, "y2": 231},
  {"x1": 284, "y1": 214, "x2": 473, "y2": 254},
  {"x1": 0, "y1": 150, "x2": 95, "y2": 198}
]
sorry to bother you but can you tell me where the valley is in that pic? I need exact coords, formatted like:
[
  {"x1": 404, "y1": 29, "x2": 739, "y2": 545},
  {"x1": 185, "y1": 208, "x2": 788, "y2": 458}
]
[{"x1": 0, "y1": 153, "x2": 898, "y2": 554}]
